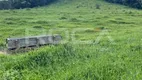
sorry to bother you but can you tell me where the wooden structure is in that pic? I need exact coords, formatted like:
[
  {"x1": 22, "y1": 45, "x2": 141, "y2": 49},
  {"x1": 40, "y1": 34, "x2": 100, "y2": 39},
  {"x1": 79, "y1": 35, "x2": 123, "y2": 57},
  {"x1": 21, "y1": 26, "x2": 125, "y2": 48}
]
[{"x1": 6, "y1": 35, "x2": 62, "y2": 50}]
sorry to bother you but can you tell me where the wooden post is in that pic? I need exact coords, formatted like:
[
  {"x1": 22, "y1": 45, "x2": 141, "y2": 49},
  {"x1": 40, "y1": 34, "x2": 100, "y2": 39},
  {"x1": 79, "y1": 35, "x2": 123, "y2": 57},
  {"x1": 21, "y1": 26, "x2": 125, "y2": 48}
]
[
  {"x1": 36, "y1": 37, "x2": 39, "y2": 48},
  {"x1": 15, "y1": 39, "x2": 20, "y2": 53}
]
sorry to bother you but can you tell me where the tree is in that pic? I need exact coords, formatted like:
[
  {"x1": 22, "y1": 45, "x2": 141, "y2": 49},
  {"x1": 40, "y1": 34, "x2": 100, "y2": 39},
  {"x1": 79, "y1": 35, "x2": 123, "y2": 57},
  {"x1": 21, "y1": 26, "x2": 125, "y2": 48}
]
[
  {"x1": 105, "y1": 0, "x2": 142, "y2": 9},
  {"x1": 0, "y1": 0, "x2": 56, "y2": 9}
]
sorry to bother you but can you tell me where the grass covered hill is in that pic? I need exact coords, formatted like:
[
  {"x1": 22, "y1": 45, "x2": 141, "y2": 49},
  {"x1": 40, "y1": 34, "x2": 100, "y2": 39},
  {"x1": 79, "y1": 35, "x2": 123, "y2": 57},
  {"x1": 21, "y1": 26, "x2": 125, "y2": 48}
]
[{"x1": 0, "y1": 0, "x2": 142, "y2": 79}]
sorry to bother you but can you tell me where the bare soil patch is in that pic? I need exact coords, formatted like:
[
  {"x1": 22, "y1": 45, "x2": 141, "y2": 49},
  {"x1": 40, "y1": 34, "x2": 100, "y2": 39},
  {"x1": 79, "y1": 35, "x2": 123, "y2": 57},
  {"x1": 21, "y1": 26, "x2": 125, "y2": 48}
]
[{"x1": 0, "y1": 51, "x2": 6, "y2": 55}]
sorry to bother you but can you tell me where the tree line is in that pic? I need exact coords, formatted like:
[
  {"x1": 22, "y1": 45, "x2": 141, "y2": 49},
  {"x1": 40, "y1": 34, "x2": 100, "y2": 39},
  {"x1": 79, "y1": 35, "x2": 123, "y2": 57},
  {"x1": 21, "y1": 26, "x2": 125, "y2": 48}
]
[
  {"x1": 0, "y1": 0, "x2": 56, "y2": 9},
  {"x1": 105, "y1": 0, "x2": 142, "y2": 9}
]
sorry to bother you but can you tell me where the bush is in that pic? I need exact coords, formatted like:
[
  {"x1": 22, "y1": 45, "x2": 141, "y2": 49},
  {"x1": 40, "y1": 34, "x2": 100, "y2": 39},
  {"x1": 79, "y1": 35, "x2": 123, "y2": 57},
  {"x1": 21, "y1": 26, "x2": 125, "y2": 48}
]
[
  {"x1": 59, "y1": 16, "x2": 67, "y2": 20},
  {"x1": 96, "y1": 4, "x2": 101, "y2": 9}
]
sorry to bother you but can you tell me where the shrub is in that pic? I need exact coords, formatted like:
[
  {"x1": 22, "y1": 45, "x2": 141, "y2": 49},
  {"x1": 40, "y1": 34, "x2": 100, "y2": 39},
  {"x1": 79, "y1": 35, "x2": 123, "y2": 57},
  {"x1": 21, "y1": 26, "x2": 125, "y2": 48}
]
[
  {"x1": 70, "y1": 18, "x2": 79, "y2": 22},
  {"x1": 33, "y1": 26, "x2": 43, "y2": 29},
  {"x1": 59, "y1": 16, "x2": 67, "y2": 20},
  {"x1": 95, "y1": 4, "x2": 101, "y2": 9}
]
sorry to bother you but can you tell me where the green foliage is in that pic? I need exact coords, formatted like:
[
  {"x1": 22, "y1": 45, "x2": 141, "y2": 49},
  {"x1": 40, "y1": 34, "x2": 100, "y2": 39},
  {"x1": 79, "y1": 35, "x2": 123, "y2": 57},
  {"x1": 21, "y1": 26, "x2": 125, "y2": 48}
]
[
  {"x1": 105, "y1": 0, "x2": 142, "y2": 9},
  {"x1": 0, "y1": 0, "x2": 142, "y2": 79},
  {"x1": 0, "y1": 0, "x2": 56, "y2": 9},
  {"x1": 0, "y1": 1, "x2": 11, "y2": 9}
]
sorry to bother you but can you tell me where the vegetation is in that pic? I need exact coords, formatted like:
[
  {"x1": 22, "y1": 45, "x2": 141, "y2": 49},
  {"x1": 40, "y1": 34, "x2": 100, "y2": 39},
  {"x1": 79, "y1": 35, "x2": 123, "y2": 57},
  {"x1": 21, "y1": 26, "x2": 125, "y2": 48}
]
[
  {"x1": 0, "y1": 0, "x2": 56, "y2": 9},
  {"x1": 0, "y1": 0, "x2": 142, "y2": 79},
  {"x1": 105, "y1": 0, "x2": 142, "y2": 9}
]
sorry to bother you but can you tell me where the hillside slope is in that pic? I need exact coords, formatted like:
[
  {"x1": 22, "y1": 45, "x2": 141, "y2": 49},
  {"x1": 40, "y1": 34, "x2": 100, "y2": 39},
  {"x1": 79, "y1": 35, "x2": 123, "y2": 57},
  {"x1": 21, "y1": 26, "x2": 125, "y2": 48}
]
[{"x1": 0, "y1": 0, "x2": 142, "y2": 79}]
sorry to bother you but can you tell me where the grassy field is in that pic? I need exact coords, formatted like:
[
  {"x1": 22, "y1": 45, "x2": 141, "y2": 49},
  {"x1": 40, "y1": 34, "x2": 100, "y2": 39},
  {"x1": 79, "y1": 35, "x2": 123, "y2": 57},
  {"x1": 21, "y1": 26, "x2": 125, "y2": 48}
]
[{"x1": 0, "y1": 0, "x2": 142, "y2": 79}]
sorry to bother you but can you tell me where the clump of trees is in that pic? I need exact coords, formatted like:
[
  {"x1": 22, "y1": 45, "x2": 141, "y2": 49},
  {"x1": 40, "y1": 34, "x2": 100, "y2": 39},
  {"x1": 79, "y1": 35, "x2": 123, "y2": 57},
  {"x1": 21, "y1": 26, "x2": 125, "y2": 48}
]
[
  {"x1": 105, "y1": 0, "x2": 142, "y2": 9},
  {"x1": 0, "y1": 0, "x2": 12, "y2": 9},
  {"x1": 0, "y1": 0, "x2": 56, "y2": 9}
]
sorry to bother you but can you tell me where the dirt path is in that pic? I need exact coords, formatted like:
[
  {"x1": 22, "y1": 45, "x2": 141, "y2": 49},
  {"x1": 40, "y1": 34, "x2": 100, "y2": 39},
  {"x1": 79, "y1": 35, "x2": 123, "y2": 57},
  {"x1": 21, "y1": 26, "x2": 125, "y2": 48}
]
[{"x1": 0, "y1": 51, "x2": 6, "y2": 55}]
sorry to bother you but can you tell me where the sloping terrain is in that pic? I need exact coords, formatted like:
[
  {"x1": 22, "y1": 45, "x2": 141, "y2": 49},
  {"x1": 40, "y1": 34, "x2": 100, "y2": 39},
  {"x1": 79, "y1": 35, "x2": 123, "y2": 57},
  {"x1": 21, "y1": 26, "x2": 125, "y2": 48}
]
[{"x1": 0, "y1": 0, "x2": 142, "y2": 79}]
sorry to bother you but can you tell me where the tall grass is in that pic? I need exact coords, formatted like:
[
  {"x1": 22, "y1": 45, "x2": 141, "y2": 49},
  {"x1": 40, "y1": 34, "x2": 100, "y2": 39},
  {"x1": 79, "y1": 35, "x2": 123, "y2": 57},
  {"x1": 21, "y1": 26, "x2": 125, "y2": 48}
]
[
  {"x1": 0, "y1": 0, "x2": 142, "y2": 79},
  {"x1": 0, "y1": 43, "x2": 142, "y2": 79}
]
